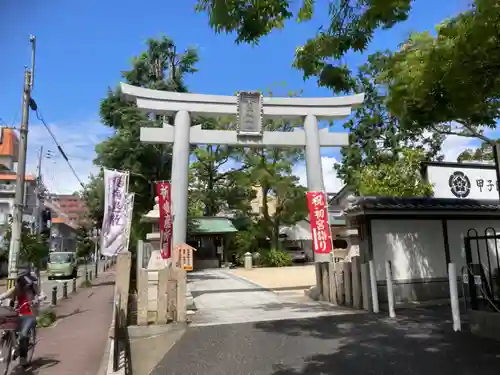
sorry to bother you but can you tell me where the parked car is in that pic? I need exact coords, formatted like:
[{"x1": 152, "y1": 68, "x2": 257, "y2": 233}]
[
  {"x1": 287, "y1": 247, "x2": 308, "y2": 263},
  {"x1": 47, "y1": 252, "x2": 78, "y2": 280}
]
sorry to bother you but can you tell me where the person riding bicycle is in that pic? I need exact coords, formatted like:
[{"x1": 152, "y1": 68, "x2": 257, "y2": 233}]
[{"x1": 0, "y1": 270, "x2": 41, "y2": 366}]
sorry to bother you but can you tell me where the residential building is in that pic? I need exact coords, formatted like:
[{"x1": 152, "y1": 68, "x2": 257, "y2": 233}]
[
  {"x1": 0, "y1": 127, "x2": 42, "y2": 275},
  {"x1": 249, "y1": 185, "x2": 277, "y2": 217},
  {"x1": 49, "y1": 194, "x2": 88, "y2": 227},
  {"x1": 0, "y1": 128, "x2": 18, "y2": 172},
  {"x1": 0, "y1": 128, "x2": 38, "y2": 242},
  {"x1": 50, "y1": 216, "x2": 78, "y2": 252}
]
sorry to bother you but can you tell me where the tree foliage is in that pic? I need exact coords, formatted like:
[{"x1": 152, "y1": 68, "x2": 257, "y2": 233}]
[
  {"x1": 122, "y1": 36, "x2": 199, "y2": 92},
  {"x1": 196, "y1": 0, "x2": 412, "y2": 91},
  {"x1": 1, "y1": 220, "x2": 49, "y2": 268},
  {"x1": 188, "y1": 117, "x2": 255, "y2": 217},
  {"x1": 335, "y1": 53, "x2": 444, "y2": 189},
  {"x1": 357, "y1": 148, "x2": 433, "y2": 197},
  {"x1": 458, "y1": 141, "x2": 499, "y2": 163},
  {"x1": 75, "y1": 224, "x2": 94, "y2": 261},
  {"x1": 81, "y1": 173, "x2": 105, "y2": 228},
  {"x1": 379, "y1": 0, "x2": 500, "y2": 143}
]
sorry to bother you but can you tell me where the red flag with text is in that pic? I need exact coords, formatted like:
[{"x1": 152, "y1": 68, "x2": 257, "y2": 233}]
[
  {"x1": 306, "y1": 191, "x2": 333, "y2": 255},
  {"x1": 156, "y1": 181, "x2": 172, "y2": 259}
]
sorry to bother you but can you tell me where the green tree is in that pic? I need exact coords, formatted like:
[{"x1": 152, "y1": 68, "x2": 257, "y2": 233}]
[
  {"x1": 188, "y1": 118, "x2": 255, "y2": 217},
  {"x1": 242, "y1": 113, "x2": 307, "y2": 249},
  {"x1": 75, "y1": 225, "x2": 94, "y2": 262},
  {"x1": 84, "y1": 36, "x2": 199, "y2": 226},
  {"x1": 458, "y1": 141, "x2": 499, "y2": 163},
  {"x1": 196, "y1": 0, "x2": 413, "y2": 91},
  {"x1": 357, "y1": 148, "x2": 433, "y2": 197},
  {"x1": 1, "y1": 220, "x2": 49, "y2": 271},
  {"x1": 335, "y1": 53, "x2": 444, "y2": 189},
  {"x1": 81, "y1": 173, "x2": 105, "y2": 227},
  {"x1": 379, "y1": 0, "x2": 500, "y2": 144}
]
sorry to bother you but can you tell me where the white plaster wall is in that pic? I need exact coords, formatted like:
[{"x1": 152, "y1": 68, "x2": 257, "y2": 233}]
[
  {"x1": 371, "y1": 220, "x2": 447, "y2": 281},
  {"x1": 447, "y1": 220, "x2": 500, "y2": 278}
]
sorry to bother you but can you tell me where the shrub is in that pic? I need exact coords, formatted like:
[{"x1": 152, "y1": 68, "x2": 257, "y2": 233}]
[
  {"x1": 37, "y1": 309, "x2": 57, "y2": 328},
  {"x1": 261, "y1": 248, "x2": 292, "y2": 267},
  {"x1": 80, "y1": 280, "x2": 93, "y2": 288}
]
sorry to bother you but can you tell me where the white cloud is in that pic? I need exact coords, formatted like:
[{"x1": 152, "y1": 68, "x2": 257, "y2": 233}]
[
  {"x1": 25, "y1": 121, "x2": 112, "y2": 194},
  {"x1": 440, "y1": 134, "x2": 478, "y2": 162},
  {"x1": 293, "y1": 156, "x2": 344, "y2": 193}
]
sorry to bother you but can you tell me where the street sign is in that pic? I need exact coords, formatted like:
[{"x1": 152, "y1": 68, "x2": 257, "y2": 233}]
[
  {"x1": 474, "y1": 275, "x2": 482, "y2": 286},
  {"x1": 462, "y1": 273, "x2": 469, "y2": 284}
]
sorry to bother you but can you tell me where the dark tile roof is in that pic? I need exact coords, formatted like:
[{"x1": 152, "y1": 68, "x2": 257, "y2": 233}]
[{"x1": 345, "y1": 197, "x2": 500, "y2": 214}]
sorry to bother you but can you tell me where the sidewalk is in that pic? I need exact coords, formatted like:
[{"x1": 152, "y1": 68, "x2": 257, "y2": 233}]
[{"x1": 24, "y1": 269, "x2": 116, "y2": 375}]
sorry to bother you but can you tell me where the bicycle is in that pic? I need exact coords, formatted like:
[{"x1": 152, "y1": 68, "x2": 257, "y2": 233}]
[{"x1": 0, "y1": 300, "x2": 39, "y2": 375}]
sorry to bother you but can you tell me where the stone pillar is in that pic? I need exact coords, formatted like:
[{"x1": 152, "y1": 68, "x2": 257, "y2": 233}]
[
  {"x1": 244, "y1": 252, "x2": 252, "y2": 269},
  {"x1": 304, "y1": 114, "x2": 330, "y2": 264},
  {"x1": 343, "y1": 262, "x2": 352, "y2": 306},
  {"x1": 171, "y1": 111, "x2": 191, "y2": 248},
  {"x1": 321, "y1": 262, "x2": 330, "y2": 302},
  {"x1": 361, "y1": 262, "x2": 372, "y2": 311},
  {"x1": 328, "y1": 262, "x2": 338, "y2": 304},
  {"x1": 116, "y1": 252, "x2": 132, "y2": 320},
  {"x1": 335, "y1": 261, "x2": 345, "y2": 305},
  {"x1": 351, "y1": 256, "x2": 363, "y2": 309}
]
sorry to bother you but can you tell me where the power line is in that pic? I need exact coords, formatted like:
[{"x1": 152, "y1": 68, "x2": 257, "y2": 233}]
[{"x1": 34, "y1": 108, "x2": 86, "y2": 189}]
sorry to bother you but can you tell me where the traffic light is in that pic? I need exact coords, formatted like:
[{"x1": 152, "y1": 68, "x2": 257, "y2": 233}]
[{"x1": 40, "y1": 208, "x2": 51, "y2": 240}]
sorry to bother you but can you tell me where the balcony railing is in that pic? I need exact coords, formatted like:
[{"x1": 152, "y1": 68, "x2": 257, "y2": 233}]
[{"x1": 0, "y1": 184, "x2": 15, "y2": 192}]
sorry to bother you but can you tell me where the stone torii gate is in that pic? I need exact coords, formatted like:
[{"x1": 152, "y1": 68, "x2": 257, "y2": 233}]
[{"x1": 121, "y1": 83, "x2": 364, "y2": 263}]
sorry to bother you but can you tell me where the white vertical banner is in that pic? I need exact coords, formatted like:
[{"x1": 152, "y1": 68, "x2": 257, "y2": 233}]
[
  {"x1": 124, "y1": 193, "x2": 135, "y2": 252},
  {"x1": 100, "y1": 168, "x2": 130, "y2": 256}
]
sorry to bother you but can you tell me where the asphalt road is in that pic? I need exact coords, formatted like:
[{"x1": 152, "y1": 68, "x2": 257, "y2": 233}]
[{"x1": 152, "y1": 307, "x2": 500, "y2": 375}]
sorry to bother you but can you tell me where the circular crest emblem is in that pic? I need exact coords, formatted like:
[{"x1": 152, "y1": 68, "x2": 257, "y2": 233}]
[{"x1": 448, "y1": 171, "x2": 471, "y2": 198}]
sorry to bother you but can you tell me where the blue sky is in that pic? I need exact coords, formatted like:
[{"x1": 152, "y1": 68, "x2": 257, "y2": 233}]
[{"x1": 0, "y1": 0, "x2": 473, "y2": 193}]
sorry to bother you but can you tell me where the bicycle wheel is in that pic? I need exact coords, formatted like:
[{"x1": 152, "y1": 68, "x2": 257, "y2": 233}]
[
  {"x1": 26, "y1": 328, "x2": 36, "y2": 364},
  {"x1": 0, "y1": 331, "x2": 14, "y2": 375}
]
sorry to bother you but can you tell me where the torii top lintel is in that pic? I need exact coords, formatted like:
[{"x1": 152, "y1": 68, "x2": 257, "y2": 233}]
[{"x1": 120, "y1": 83, "x2": 364, "y2": 120}]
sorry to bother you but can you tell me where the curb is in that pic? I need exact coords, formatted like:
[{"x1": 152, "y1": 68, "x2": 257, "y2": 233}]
[
  {"x1": 97, "y1": 316, "x2": 115, "y2": 375},
  {"x1": 222, "y1": 270, "x2": 279, "y2": 295}
]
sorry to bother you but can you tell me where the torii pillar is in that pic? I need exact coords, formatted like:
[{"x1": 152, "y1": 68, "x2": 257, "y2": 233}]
[{"x1": 121, "y1": 84, "x2": 364, "y2": 267}]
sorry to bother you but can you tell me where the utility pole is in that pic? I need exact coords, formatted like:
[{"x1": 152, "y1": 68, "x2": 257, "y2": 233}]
[{"x1": 7, "y1": 36, "x2": 36, "y2": 289}]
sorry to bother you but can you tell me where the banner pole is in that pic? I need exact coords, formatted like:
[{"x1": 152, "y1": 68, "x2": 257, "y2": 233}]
[
  {"x1": 323, "y1": 190, "x2": 336, "y2": 263},
  {"x1": 124, "y1": 193, "x2": 135, "y2": 252}
]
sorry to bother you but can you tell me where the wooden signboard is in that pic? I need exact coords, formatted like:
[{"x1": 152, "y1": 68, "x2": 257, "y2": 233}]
[{"x1": 174, "y1": 243, "x2": 197, "y2": 271}]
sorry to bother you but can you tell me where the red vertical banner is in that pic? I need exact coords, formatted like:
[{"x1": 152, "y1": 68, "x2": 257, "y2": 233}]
[
  {"x1": 156, "y1": 181, "x2": 172, "y2": 259},
  {"x1": 306, "y1": 191, "x2": 333, "y2": 256}
]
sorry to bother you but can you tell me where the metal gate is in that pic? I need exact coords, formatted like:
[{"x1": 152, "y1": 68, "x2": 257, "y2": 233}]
[{"x1": 463, "y1": 228, "x2": 500, "y2": 312}]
